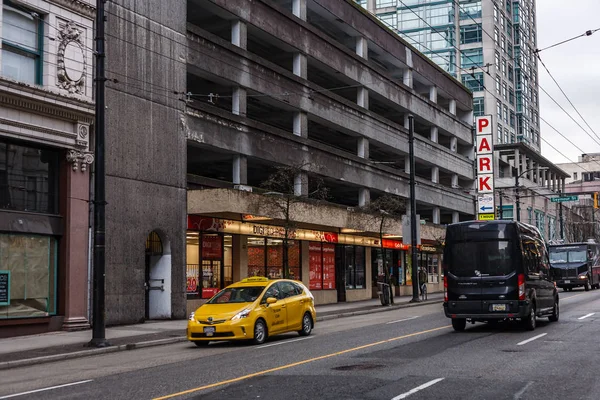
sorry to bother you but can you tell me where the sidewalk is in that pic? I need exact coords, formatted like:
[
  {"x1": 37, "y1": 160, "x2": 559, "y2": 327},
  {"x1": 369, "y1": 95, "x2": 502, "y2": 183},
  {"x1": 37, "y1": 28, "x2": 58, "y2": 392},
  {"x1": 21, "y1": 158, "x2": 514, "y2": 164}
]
[{"x1": 0, "y1": 293, "x2": 443, "y2": 370}]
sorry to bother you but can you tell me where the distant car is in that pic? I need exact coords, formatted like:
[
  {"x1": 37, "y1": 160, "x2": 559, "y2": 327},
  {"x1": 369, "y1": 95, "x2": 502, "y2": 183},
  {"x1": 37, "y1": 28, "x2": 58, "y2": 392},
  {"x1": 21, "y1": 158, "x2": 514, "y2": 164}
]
[{"x1": 187, "y1": 277, "x2": 316, "y2": 346}]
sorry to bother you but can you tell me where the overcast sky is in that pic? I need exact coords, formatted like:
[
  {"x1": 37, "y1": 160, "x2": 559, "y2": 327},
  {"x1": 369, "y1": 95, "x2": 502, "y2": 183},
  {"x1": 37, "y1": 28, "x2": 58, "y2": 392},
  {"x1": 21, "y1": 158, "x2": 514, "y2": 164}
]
[{"x1": 537, "y1": 0, "x2": 600, "y2": 164}]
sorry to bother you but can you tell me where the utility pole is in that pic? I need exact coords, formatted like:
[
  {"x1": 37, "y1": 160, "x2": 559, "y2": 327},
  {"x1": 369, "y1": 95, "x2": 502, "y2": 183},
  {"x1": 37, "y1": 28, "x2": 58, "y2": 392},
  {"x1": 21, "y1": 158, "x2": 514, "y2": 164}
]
[
  {"x1": 498, "y1": 191, "x2": 503, "y2": 220},
  {"x1": 515, "y1": 174, "x2": 520, "y2": 222},
  {"x1": 89, "y1": 0, "x2": 109, "y2": 348},
  {"x1": 559, "y1": 193, "x2": 564, "y2": 240},
  {"x1": 408, "y1": 115, "x2": 419, "y2": 303}
]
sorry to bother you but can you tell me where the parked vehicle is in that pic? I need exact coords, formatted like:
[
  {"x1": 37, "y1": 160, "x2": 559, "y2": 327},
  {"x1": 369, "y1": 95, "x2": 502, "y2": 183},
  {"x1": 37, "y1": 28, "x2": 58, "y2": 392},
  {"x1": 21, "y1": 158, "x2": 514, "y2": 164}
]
[
  {"x1": 187, "y1": 277, "x2": 316, "y2": 346},
  {"x1": 443, "y1": 220, "x2": 558, "y2": 331},
  {"x1": 549, "y1": 242, "x2": 600, "y2": 291}
]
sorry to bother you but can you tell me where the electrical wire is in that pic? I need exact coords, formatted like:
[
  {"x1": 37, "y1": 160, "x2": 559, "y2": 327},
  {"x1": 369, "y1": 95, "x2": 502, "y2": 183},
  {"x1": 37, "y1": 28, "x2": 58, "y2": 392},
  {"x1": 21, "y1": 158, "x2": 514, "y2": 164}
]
[{"x1": 535, "y1": 28, "x2": 600, "y2": 54}]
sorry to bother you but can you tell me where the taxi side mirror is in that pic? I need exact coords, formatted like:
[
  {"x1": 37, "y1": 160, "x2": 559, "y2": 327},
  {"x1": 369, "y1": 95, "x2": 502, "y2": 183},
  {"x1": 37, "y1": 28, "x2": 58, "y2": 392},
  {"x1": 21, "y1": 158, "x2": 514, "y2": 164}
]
[{"x1": 266, "y1": 297, "x2": 277, "y2": 305}]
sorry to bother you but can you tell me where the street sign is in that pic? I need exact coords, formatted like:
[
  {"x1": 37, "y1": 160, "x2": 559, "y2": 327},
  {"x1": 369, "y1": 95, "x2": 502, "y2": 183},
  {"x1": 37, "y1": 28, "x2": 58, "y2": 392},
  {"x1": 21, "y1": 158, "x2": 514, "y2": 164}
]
[
  {"x1": 550, "y1": 195, "x2": 578, "y2": 203},
  {"x1": 478, "y1": 213, "x2": 495, "y2": 221},
  {"x1": 477, "y1": 194, "x2": 494, "y2": 213}
]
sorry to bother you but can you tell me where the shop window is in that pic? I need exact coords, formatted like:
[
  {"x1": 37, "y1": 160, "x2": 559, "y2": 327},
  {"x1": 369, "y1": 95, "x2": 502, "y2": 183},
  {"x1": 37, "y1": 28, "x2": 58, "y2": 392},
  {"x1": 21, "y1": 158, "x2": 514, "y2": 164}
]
[
  {"x1": 309, "y1": 242, "x2": 335, "y2": 290},
  {"x1": 248, "y1": 237, "x2": 301, "y2": 280},
  {"x1": 0, "y1": 234, "x2": 57, "y2": 319},
  {"x1": 372, "y1": 248, "x2": 404, "y2": 286},
  {"x1": 417, "y1": 250, "x2": 440, "y2": 283},
  {"x1": 186, "y1": 232, "x2": 224, "y2": 299},
  {"x1": 0, "y1": 141, "x2": 59, "y2": 214},
  {"x1": 341, "y1": 245, "x2": 365, "y2": 289}
]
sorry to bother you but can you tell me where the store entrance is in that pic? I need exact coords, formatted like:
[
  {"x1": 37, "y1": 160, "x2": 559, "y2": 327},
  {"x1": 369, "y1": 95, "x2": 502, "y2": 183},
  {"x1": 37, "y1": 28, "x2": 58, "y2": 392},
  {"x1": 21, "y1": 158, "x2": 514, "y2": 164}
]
[{"x1": 335, "y1": 246, "x2": 346, "y2": 302}]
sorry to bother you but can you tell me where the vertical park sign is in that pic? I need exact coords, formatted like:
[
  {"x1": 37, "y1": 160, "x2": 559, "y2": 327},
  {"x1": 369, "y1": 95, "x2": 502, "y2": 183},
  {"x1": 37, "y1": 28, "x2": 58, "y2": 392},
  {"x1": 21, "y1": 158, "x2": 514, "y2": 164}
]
[{"x1": 475, "y1": 115, "x2": 495, "y2": 221}]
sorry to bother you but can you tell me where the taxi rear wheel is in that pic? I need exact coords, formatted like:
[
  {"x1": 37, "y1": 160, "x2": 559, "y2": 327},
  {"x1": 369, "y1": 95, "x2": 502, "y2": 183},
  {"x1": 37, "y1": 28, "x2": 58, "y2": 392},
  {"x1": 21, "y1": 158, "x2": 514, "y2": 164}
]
[
  {"x1": 298, "y1": 313, "x2": 313, "y2": 336},
  {"x1": 253, "y1": 319, "x2": 267, "y2": 345}
]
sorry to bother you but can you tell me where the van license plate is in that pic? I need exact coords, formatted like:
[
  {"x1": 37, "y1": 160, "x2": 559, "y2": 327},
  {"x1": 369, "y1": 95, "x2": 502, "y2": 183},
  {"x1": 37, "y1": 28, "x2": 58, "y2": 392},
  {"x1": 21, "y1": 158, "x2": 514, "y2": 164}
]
[
  {"x1": 564, "y1": 280, "x2": 570, "y2": 284},
  {"x1": 492, "y1": 304, "x2": 507, "y2": 312},
  {"x1": 203, "y1": 327, "x2": 215, "y2": 336}
]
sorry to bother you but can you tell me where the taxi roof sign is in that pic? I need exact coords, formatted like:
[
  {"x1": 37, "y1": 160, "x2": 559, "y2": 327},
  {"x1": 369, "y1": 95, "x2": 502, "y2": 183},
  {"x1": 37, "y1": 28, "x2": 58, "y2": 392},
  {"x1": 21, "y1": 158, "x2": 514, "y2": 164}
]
[{"x1": 240, "y1": 277, "x2": 270, "y2": 283}]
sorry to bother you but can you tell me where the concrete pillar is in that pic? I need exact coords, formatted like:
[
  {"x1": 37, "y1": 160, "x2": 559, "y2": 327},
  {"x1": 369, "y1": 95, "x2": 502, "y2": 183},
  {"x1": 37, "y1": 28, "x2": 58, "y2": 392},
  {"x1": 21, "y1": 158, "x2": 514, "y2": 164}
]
[
  {"x1": 233, "y1": 155, "x2": 247, "y2": 185},
  {"x1": 232, "y1": 235, "x2": 248, "y2": 281},
  {"x1": 432, "y1": 207, "x2": 441, "y2": 224},
  {"x1": 232, "y1": 87, "x2": 247, "y2": 116},
  {"x1": 431, "y1": 166, "x2": 439, "y2": 184},
  {"x1": 430, "y1": 126, "x2": 438, "y2": 143},
  {"x1": 403, "y1": 69, "x2": 413, "y2": 88},
  {"x1": 429, "y1": 86, "x2": 438, "y2": 103},
  {"x1": 536, "y1": 164, "x2": 541, "y2": 184},
  {"x1": 293, "y1": 112, "x2": 308, "y2": 137},
  {"x1": 293, "y1": 53, "x2": 307, "y2": 78},
  {"x1": 527, "y1": 158, "x2": 533, "y2": 180},
  {"x1": 562, "y1": 177, "x2": 566, "y2": 193},
  {"x1": 451, "y1": 174, "x2": 458, "y2": 188},
  {"x1": 294, "y1": 172, "x2": 308, "y2": 196},
  {"x1": 514, "y1": 149, "x2": 520, "y2": 176},
  {"x1": 301, "y1": 241, "x2": 310, "y2": 287},
  {"x1": 356, "y1": 36, "x2": 368, "y2": 59},
  {"x1": 292, "y1": 0, "x2": 307, "y2": 20},
  {"x1": 357, "y1": 137, "x2": 369, "y2": 159},
  {"x1": 449, "y1": 99, "x2": 457, "y2": 115},
  {"x1": 231, "y1": 20, "x2": 247, "y2": 49},
  {"x1": 359, "y1": 188, "x2": 370, "y2": 207},
  {"x1": 452, "y1": 211, "x2": 460, "y2": 224},
  {"x1": 357, "y1": 87, "x2": 369, "y2": 109},
  {"x1": 60, "y1": 158, "x2": 91, "y2": 330},
  {"x1": 450, "y1": 137, "x2": 457, "y2": 152},
  {"x1": 405, "y1": 157, "x2": 410, "y2": 174},
  {"x1": 551, "y1": 173, "x2": 556, "y2": 191}
]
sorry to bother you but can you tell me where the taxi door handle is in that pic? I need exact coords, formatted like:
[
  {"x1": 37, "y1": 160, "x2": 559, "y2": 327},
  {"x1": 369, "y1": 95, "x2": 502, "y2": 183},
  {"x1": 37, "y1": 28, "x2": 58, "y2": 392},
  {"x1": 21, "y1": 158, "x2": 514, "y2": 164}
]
[{"x1": 281, "y1": 305, "x2": 287, "y2": 308}]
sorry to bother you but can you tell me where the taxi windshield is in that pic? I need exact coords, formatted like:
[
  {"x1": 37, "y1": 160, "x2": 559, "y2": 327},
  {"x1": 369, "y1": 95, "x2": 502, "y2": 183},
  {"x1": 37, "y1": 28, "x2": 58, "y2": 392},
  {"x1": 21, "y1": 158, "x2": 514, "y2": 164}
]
[{"x1": 207, "y1": 286, "x2": 265, "y2": 304}]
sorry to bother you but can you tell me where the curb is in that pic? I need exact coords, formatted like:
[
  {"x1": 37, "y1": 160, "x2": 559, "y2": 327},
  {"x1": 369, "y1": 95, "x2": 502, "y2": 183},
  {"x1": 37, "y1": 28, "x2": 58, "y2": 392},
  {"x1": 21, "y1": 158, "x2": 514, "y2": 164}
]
[
  {"x1": 0, "y1": 336, "x2": 188, "y2": 371},
  {"x1": 0, "y1": 299, "x2": 443, "y2": 370},
  {"x1": 316, "y1": 299, "x2": 443, "y2": 322}
]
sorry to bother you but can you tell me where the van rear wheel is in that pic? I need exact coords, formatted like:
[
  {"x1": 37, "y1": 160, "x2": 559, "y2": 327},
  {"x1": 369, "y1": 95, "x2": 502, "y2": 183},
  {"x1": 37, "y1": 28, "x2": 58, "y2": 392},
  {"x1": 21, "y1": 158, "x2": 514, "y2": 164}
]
[
  {"x1": 523, "y1": 303, "x2": 536, "y2": 331},
  {"x1": 452, "y1": 318, "x2": 466, "y2": 332}
]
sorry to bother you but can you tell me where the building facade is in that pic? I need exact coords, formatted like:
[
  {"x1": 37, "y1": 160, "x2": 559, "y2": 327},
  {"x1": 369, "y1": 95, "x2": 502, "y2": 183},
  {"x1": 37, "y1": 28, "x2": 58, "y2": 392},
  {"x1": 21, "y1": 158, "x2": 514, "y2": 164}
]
[
  {"x1": 361, "y1": 0, "x2": 541, "y2": 150},
  {"x1": 104, "y1": 0, "x2": 476, "y2": 323},
  {"x1": 0, "y1": 0, "x2": 95, "y2": 337}
]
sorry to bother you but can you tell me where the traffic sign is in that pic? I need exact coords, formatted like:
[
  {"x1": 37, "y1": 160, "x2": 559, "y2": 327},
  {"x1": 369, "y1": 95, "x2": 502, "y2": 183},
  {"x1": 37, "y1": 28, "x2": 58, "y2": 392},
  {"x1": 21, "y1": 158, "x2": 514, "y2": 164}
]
[
  {"x1": 477, "y1": 194, "x2": 494, "y2": 213},
  {"x1": 551, "y1": 195, "x2": 578, "y2": 203},
  {"x1": 478, "y1": 213, "x2": 495, "y2": 221}
]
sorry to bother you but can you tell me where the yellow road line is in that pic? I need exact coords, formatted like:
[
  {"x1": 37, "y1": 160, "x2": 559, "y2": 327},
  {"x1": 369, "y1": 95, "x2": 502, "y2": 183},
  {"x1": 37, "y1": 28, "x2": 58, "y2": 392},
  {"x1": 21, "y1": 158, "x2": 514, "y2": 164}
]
[{"x1": 153, "y1": 325, "x2": 451, "y2": 400}]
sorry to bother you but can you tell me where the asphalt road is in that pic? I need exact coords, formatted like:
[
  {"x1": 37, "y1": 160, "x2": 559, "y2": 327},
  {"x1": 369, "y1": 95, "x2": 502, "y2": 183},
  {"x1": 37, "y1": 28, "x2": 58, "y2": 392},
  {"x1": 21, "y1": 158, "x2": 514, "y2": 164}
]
[{"x1": 1, "y1": 289, "x2": 599, "y2": 400}]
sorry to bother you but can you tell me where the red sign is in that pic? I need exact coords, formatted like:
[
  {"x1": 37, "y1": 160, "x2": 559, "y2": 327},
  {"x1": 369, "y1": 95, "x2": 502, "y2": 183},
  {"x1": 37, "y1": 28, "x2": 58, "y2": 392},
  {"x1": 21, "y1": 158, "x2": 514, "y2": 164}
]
[
  {"x1": 202, "y1": 235, "x2": 222, "y2": 259},
  {"x1": 201, "y1": 288, "x2": 219, "y2": 299},
  {"x1": 478, "y1": 175, "x2": 493, "y2": 192},
  {"x1": 309, "y1": 243, "x2": 323, "y2": 290},
  {"x1": 477, "y1": 156, "x2": 492, "y2": 172},
  {"x1": 322, "y1": 243, "x2": 336, "y2": 289},
  {"x1": 476, "y1": 116, "x2": 492, "y2": 134},
  {"x1": 188, "y1": 216, "x2": 223, "y2": 231},
  {"x1": 186, "y1": 277, "x2": 198, "y2": 293},
  {"x1": 382, "y1": 239, "x2": 410, "y2": 250}
]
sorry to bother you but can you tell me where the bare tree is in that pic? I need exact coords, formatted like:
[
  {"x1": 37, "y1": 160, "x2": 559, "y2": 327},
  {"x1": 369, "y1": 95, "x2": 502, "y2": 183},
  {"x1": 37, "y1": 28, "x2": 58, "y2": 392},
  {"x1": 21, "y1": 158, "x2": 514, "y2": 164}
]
[
  {"x1": 258, "y1": 163, "x2": 328, "y2": 279},
  {"x1": 361, "y1": 194, "x2": 406, "y2": 305}
]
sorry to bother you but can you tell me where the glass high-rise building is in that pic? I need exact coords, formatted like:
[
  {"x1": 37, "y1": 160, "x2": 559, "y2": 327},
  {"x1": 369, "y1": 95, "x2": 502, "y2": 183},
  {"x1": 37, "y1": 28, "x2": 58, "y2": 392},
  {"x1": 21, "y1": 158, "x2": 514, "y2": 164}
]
[{"x1": 359, "y1": 0, "x2": 540, "y2": 151}]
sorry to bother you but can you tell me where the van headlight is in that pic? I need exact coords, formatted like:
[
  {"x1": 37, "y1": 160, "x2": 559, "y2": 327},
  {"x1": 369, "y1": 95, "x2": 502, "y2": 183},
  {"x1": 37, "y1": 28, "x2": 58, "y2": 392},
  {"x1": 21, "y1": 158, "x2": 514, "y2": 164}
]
[
  {"x1": 189, "y1": 311, "x2": 195, "y2": 321},
  {"x1": 232, "y1": 308, "x2": 252, "y2": 321}
]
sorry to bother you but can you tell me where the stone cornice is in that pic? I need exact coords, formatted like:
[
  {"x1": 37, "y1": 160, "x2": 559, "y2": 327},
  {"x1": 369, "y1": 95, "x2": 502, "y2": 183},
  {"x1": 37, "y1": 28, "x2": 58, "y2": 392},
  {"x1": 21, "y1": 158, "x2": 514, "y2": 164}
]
[
  {"x1": 0, "y1": 79, "x2": 94, "y2": 123},
  {"x1": 50, "y1": 0, "x2": 95, "y2": 19}
]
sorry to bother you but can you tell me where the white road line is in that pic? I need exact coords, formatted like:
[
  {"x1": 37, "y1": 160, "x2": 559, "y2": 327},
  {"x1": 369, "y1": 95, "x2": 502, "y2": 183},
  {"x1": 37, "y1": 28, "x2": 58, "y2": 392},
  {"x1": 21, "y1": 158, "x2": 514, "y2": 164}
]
[
  {"x1": 391, "y1": 378, "x2": 445, "y2": 400},
  {"x1": 0, "y1": 380, "x2": 93, "y2": 399},
  {"x1": 258, "y1": 336, "x2": 314, "y2": 349},
  {"x1": 514, "y1": 381, "x2": 534, "y2": 399},
  {"x1": 578, "y1": 313, "x2": 595, "y2": 320},
  {"x1": 386, "y1": 316, "x2": 420, "y2": 325},
  {"x1": 517, "y1": 333, "x2": 547, "y2": 346}
]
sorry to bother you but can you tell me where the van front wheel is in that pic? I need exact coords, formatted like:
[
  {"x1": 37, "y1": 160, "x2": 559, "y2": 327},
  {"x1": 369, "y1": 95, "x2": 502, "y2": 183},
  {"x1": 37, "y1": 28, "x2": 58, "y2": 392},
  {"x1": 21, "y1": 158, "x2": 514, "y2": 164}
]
[{"x1": 452, "y1": 318, "x2": 466, "y2": 332}]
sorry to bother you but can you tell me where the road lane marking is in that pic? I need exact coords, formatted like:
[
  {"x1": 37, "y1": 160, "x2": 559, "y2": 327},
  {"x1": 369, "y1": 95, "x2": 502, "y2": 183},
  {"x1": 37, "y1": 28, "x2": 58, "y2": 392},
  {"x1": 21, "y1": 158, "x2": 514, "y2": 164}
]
[
  {"x1": 153, "y1": 325, "x2": 451, "y2": 399},
  {"x1": 562, "y1": 293, "x2": 587, "y2": 301},
  {"x1": 514, "y1": 381, "x2": 534, "y2": 399},
  {"x1": 258, "y1": 337, "x2": 314, "y2": 348},
  {"x1": 391, "y1": 378, "x2": 445, "y2": 400},
  {"x1": 578, "y1": 313, "x2": 595, "y2": 320},
  {"x1": 517, "y1": 333, "x2": 547, "y2": 346},
  {"x1": 386, "y1": 316, "x2": 420, "y2": 325},
  {"x1": 0, "y1": 380, "x2": 93, "y2": 399}
]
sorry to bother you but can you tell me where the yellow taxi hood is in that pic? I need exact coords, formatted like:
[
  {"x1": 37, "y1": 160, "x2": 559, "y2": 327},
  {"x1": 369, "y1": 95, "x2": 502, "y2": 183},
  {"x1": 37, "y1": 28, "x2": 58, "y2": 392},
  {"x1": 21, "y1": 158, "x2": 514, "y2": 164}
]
[{"x1": 194, "y1": 302, "x2": 255, "y2": 319}]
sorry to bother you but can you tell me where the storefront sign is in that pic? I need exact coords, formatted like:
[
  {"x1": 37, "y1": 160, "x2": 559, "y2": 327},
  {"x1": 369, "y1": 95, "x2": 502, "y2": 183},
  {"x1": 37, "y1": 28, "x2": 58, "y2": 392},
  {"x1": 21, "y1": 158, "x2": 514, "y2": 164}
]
[
  {"x1": 322, "y1": 244, "x2": 336, "y2": 289},
  {"x1": 202, "y1": 235, "x2": 222, "y2": 259},
  {"x1": 475, "y1": 115, "x2": 496, "y2": 220},
  {"x1": 201, "y1": 287, "x2": 219, "y2": 299},
  {"x1": 0, "y1": 271, "x2": 9, "y2": 306},
  {"x1": 382, "y1": 239, "x2": 410, "y2": 251},
  {"x1": 419, "y1": 245, "x2": 438, "y2": 253},
  {"x1": 309, "y1": 243, "x2": 323, "y2": 290}
]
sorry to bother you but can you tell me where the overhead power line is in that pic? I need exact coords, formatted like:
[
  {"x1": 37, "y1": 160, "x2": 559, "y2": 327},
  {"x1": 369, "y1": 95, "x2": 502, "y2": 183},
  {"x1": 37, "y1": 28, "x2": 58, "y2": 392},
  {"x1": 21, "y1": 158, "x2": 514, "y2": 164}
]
[{"x1": 535, "y1": 28, "x2": 600, "y2": 53}]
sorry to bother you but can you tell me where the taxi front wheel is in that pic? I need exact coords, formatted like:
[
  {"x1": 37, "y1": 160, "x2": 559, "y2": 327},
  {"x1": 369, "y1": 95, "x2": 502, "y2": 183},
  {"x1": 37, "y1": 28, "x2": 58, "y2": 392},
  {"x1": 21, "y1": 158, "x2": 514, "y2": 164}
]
[
  {"x1": 298, "y1": 313, "x2": 313, "y2": 336},
  {"x1": 253, "y1": 319, "x2": 268, "y2": 345}
]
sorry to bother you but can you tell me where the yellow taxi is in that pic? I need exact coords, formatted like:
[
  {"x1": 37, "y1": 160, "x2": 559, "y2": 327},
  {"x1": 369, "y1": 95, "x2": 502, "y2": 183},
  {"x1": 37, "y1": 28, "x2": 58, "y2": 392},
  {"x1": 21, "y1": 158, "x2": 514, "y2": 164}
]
[{"x1": 187, "y1": 277, "x2": 317, "y2": 346}]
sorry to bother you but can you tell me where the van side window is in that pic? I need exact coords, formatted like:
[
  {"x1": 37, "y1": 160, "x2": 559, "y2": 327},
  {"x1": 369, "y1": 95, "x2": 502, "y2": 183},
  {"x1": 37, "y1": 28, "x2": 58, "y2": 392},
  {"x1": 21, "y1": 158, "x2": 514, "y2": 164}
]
[
  {"x1": 522, "y1": 238, "x2": 540, "y2": 275},
  {"x1": 535, "y1": 240, "x2": 549, "y2": 276}
]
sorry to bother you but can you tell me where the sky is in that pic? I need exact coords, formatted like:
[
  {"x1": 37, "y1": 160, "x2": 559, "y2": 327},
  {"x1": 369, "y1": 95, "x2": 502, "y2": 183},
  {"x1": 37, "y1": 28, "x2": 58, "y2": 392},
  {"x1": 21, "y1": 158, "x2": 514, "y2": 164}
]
[{"x1": 537, "y1": 0, "x2": 600, "y2": 165}]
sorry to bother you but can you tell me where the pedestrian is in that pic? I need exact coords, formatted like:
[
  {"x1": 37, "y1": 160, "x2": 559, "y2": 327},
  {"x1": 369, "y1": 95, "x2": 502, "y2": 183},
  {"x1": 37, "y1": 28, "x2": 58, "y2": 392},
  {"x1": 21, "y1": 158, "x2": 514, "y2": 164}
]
[{"x1": 418, "y1": 267, "x2": 427, "y2": 296}]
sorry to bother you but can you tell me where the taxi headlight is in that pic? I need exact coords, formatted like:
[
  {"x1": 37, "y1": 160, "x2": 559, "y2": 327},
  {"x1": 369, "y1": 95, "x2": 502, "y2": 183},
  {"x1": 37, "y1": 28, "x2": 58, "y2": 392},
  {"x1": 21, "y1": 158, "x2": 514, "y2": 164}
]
[
  {"x1": 232, "y1": 308, "x2": 252, "y2": 321},
  {"x1": 189, "y1": 311, "x2": 195, "y2": 321}
]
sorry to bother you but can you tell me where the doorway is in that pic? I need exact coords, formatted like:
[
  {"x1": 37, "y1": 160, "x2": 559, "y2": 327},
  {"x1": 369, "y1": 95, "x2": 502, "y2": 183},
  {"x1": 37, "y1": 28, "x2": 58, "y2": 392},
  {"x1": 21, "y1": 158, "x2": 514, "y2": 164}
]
[
  {"x1": 145, "y1": 231, "x2": 172, "y2": 319},
  {"x1": 335, "y1": 245, "x2": 347, "y2": 302}
]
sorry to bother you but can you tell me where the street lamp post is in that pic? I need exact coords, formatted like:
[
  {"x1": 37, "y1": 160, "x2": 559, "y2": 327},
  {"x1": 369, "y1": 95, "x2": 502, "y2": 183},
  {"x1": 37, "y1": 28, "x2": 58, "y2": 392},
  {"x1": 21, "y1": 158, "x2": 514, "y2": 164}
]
[{"x1": 408, "y1": 115, "x2": 419, "y2": 303}]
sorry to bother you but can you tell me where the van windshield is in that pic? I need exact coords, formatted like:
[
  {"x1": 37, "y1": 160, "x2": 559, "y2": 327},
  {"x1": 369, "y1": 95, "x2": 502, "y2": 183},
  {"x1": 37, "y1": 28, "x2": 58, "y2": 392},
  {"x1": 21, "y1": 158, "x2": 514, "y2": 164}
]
[{"x1": 448, "y1": 240, "x2": 514, "y2": 277}]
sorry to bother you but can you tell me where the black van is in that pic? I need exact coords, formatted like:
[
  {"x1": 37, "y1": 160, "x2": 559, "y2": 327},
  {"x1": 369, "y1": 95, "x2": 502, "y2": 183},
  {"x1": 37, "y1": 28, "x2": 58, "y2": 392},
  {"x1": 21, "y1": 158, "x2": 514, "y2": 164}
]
[{"x1": 443, "y1": 220, "x2": 558, "y2": 331}]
